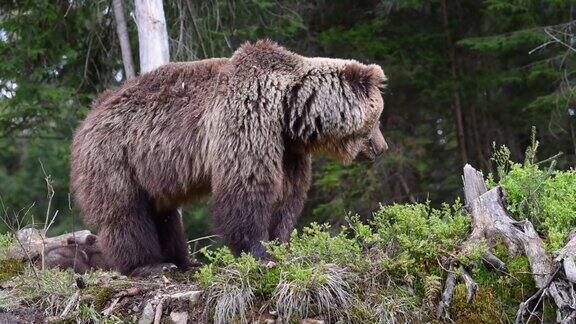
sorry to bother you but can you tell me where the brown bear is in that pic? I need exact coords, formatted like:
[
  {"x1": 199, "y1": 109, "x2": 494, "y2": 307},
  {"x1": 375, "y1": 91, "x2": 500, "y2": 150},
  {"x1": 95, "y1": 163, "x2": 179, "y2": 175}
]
[{"x1": 70, "y1": 40, "x2": 387, "y2": 276}]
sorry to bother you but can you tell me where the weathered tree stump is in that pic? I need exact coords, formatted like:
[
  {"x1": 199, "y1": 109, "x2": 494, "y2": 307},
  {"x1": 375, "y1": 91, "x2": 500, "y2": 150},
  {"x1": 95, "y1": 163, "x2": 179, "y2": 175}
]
[{"x1": 438, "y1": 164, "x2": 576, "y2": 323}]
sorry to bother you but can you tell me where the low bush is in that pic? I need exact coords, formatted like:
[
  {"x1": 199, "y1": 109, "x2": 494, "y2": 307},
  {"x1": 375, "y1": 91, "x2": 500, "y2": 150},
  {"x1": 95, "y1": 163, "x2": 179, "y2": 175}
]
[{"x1": 195, "y1": 200, "x2": 474, "y2": 322}]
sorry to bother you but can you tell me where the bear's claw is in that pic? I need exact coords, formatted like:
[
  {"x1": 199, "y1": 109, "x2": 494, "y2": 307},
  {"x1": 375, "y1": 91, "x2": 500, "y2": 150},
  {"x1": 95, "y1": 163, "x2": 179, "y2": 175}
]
[{"x1": 129, "y1": 263, "x2": 178, "y2": 277}]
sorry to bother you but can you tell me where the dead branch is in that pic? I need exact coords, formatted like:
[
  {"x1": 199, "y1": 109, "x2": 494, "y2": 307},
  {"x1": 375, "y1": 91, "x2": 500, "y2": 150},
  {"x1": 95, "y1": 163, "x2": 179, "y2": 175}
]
[{"x1": 60, "y1": 290, "x2": 80, "y2": 319}]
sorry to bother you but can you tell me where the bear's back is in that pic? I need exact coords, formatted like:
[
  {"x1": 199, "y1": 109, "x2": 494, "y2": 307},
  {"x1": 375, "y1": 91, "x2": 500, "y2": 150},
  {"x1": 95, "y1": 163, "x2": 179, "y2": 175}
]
[
  {"x1": 90, "y1": 58, "x2": 230, "y2": 113},
  {"x1": 71, "y1": 58, "x2": 230, "y2": 205}
]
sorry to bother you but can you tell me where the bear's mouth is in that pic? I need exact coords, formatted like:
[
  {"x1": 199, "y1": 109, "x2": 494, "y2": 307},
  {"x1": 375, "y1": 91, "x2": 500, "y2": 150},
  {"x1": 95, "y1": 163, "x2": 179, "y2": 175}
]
[{"x1": 356, "y1": 142, "x2": 377, "y2": 163}]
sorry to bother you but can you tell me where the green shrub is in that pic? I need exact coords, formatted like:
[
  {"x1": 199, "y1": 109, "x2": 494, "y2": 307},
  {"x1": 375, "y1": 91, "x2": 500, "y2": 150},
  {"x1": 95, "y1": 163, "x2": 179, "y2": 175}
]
[
  {"x1": 493, "y1": 131, "x2": 576, "y2": 251},
  {"x1": 196, "y1": 201, "x2": 471, "y2": 322},
  {"x1": 194, "y1": 151, "x2": 574, "y2": 322},
  {"x1": 500, "y1": 162, "x2": 547, "y2": 222},
  {"x1": 499, "y1": 160, "x2": 576, "y2": 251},
  {"x1": 541, "y1": 170, "x2": 576, "y2": 250},
  {"x1": 370, "y1": 200, "x2": 470, "y2": 277}
]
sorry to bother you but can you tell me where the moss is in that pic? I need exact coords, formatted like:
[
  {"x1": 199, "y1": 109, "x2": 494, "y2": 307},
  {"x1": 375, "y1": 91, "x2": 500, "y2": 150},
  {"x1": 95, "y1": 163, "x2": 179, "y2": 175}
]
[
  {"x1": 0, "y1": 259, "x2": 26, "y2": 282},
  {"x1": 85, "y1": 285, "x2": 114, "y2": 312},
  {"x1": 165, "y1": 269, "x2": 196, "y2": 283},
  {"x1": 452, "y1": 284, "x2": 505, "y2": 322},
  {"x1": 469, "y1": 253, "x2": 537, "y2": 320}
]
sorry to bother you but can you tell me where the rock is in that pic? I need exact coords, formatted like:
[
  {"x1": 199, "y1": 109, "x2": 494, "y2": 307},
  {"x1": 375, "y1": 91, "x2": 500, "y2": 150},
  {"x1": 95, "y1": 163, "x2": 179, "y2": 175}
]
[
  {"x1": 138, "y1": 300, "x2": 156, "y2": 324},
  {"x1": 168, "y1": 290, "x2": 202, "y2": 307},
  {"x1": 170, "y1": 311, "x2": 189, "y2": 324},
  {"x1": 301, "y1": 319, "x2": 325, "y2": 324}
]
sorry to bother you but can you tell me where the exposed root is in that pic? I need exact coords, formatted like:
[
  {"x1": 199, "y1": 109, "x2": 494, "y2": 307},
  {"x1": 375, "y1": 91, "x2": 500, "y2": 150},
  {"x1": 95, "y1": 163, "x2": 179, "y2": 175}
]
[
  {"x1": 460, "y1": 268, "x2": 477, "y2": 303},
  {"x1": 437, "y1": 270, "x2": 457, "y2": 319}
]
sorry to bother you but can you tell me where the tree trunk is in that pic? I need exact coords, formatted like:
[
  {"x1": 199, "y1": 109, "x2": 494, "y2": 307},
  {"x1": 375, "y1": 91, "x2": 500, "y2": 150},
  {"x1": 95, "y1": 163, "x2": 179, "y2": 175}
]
[
  {"x1": 134, "y1": 0, "x2": 170, "y2": 73},
  {"x1": 440, "y1": 0, "x2": 468, "y2": 164},
  {"x1": 112, "y1": 0, "x2": 135, "y2": 79}
]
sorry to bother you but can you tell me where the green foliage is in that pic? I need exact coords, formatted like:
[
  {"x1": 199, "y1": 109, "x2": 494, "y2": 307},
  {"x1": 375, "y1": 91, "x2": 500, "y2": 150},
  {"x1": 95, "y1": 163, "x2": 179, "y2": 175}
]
[
  {"x1": 0, "y1": 267, "x2": 76, "y2": 314},
  {"x1": 458, "y1": 30, "x2": 547, "y2": 53},
  {"x1": 496, "y1": 136, "x2": 576, "y2": 251},
  {"x1": 197, "y1": 201, "x2": 470, "y2": 322},
  {"x1": 451, "y1": 283, "x2": 506, "y2": 323},
  {"x1": 541, "y1": 170, "x2": 576, "y2": 249},
  {"x1": 0, "y1": 267, "x2": 127, "y2": 322},
  {"x1": 0, "y1": 0, "x2": 119, "y2": 234},
  {"x1": 0, "y1": 233, "x2": 15, "y2": 260},
  {"x1": 465, "y1": 243, "x2": 537, "y2": 321},
  {"x1": 500, "y1": 162, "x2": 548, "y2": 221},
  {"x1": 371, "y1": 200, "x2": 469, "y2": 276},
  {"x1": 195, "y1": 177, "x2": 576, "y2": 321},
  {"x1": 269, "y1": 222, "x2": 363, "y2": 266},
  {"x1": 88, "y1": 285, "x2": 114, "y2": 312},
  {"x1": 0, "y1": 259, "x2": 25, "y2": 283}
]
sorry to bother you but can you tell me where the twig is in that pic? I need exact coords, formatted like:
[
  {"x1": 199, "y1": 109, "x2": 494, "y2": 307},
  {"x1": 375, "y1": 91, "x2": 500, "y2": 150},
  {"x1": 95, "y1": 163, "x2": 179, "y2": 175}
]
[
  {"x1": 40, "y1": 161, "x2": 59, "y2": 270},
  {"x1": 102, "y1": 297, "x2": 121, "y2": 317},
  {"x1": 113, "y1": 287, "x2": 141, "y2": 298},
  {"x1": 154, "y1": 297, "x2": 165, "y2": 324},
  {"x1": 60, "y1": 290, "x2": 80, "y2": 319},
  {"x1": 187, "y1": 234, "x2": 219, "y2": 244}
]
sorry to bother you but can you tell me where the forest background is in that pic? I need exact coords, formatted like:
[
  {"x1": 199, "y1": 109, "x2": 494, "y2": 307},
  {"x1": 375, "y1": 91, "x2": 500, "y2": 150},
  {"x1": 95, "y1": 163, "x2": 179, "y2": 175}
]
[{"x1": 0, "y1": 0, "x2": 574, "y2": 239}]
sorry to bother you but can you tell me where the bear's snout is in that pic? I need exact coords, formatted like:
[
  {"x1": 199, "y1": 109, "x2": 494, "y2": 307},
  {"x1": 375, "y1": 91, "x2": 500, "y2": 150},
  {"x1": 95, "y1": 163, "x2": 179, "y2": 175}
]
[{"x1": 357, "y1": 127, "x2": 388, "y2": 162}]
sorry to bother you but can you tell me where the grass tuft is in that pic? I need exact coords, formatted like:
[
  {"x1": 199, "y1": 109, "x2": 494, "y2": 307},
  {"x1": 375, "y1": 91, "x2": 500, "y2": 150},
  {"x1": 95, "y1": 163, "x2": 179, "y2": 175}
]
[
  {"x1": 205, "y1": 266, "x2": 255, "y2": 324},
  {"x1": 274, "y1": 263, "x2": 352, "y2": 321}
]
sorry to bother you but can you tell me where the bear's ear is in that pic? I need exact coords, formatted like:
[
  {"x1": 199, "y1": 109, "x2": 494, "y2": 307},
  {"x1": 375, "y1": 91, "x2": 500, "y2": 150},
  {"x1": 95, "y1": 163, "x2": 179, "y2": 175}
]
[{"x1": 342, "y1": 63, "x2": 386, "y2": 97}]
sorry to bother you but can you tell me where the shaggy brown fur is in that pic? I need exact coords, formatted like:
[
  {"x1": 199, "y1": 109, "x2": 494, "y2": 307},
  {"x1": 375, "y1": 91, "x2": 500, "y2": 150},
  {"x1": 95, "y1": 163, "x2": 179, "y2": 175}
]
[{"x1": 71, "y1": 40, "x2": 387, "y2": 276}]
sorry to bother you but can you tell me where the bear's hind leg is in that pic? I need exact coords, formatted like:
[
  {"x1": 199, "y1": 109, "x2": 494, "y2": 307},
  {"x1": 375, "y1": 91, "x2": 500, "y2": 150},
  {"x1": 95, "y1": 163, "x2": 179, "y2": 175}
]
[
  {"x1": 98, "y1": 201, "x2": 167, "y2": 276},
  {"x1": 154, "y1": 209, "x2": 193, "y2": 271}
]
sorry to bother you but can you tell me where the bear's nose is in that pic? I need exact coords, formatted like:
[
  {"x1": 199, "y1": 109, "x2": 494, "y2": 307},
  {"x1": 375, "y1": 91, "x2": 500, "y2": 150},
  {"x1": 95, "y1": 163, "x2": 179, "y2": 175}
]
[
  {"x1": 373, "y1": 138, "x2": 388, "y2": 157},
  {"x1": 380, "y1": 139, "x2": 388, "y2": 154}
]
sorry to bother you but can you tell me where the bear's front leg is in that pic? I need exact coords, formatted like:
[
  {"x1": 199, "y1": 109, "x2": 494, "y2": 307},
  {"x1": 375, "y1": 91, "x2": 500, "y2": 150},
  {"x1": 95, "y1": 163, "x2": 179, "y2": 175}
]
[
  {"x1": 269, "y1": 152, "x2": 312, "y2": 243},
  {"x1": 211, "y1": 187, "x2": 275, "y2": 260}
]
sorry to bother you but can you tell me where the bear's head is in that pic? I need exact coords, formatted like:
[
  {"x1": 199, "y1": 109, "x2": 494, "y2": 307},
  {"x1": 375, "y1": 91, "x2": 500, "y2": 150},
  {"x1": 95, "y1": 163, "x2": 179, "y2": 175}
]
[
  {"x1": 284, "y1": 56, "x2": 388, "y2": 163},
  {"x1": 228, "y1": 40, "x2": 388, "y2": 163}
]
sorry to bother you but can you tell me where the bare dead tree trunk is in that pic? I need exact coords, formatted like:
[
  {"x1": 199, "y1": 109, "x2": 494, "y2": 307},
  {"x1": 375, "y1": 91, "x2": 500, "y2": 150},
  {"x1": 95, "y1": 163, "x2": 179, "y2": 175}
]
[
  {"x1": 134, "y1": 0, "x2": 170, "y2": 73},
  {"x1": 112, "y1": 0, "x2": 135, "y2": 79},
  {"x1": 440, "y1": 0, "x2": 468, "y2": 164}
]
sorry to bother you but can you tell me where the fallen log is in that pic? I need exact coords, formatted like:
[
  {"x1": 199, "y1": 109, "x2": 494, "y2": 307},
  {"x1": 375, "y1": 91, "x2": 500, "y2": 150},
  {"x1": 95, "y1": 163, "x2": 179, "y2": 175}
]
[
  {"x1": 9, "y1": 228, "x2": 96, "y2": 260},
  {"x1": 8, "y1": 228, "x2": 109, "y2": 273}
]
